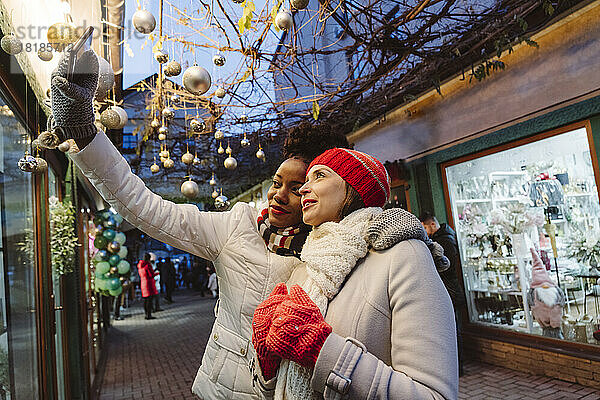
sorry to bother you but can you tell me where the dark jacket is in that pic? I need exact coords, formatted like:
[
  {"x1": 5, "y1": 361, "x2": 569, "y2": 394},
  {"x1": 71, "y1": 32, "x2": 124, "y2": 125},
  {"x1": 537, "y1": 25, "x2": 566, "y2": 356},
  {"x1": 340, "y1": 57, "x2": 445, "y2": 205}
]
[{"x1": 431, "y1": 224, "x2": 466, "y2": 308}]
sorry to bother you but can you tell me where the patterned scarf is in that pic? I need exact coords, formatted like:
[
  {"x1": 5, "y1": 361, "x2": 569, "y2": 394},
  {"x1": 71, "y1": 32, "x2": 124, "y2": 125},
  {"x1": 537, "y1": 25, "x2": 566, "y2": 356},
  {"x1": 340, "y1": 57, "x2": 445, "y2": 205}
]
[{"x1": 257, "y1": 208, "x2": 311, "y2": 258}]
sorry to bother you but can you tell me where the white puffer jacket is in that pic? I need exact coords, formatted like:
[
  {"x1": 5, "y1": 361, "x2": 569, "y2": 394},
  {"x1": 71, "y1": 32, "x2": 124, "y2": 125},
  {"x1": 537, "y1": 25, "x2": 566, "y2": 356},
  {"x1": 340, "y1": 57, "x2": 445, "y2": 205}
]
[{"x1": 70, "y1": 131, "x2": 303, "y2": 399}]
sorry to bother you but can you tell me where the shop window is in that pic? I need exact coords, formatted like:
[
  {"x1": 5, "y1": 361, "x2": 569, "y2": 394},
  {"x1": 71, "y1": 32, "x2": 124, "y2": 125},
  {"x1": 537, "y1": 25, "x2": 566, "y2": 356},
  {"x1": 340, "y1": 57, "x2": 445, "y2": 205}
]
[
  {"x1": 0, "y1": 101, "x2": 40, "y2": 397},
  {"x1": 444, "y1": 124, "x2": 600, "y2": 345}
]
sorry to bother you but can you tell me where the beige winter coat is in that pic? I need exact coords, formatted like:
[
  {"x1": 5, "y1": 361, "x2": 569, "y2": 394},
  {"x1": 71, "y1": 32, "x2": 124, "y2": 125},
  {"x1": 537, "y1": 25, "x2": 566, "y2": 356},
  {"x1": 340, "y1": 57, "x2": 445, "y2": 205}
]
[
  {"x1": 70, "y1": 131, "x2": 302, "y2": 399},
  {"x1": 264, "y1": 238, "x2": 458, "y2": 399}
]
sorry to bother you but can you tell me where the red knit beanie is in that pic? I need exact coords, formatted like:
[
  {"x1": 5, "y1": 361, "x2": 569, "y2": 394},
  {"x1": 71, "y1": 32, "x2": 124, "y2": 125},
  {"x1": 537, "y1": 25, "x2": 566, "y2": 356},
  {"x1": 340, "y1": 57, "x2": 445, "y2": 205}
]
[{"x1": 308, "y1": 148, "x2": 391, "y2": 208}]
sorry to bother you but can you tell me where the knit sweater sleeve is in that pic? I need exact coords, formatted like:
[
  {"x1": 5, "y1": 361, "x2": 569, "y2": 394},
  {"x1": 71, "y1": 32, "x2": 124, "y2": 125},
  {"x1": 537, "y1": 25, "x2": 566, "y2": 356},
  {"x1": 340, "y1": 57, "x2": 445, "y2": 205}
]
[
  {"x1": 69, "y1": 130, "x2": 245, "y2": 261},
  {"x1": 311, "y1": 240, "x2": 458, "y2": 400}
]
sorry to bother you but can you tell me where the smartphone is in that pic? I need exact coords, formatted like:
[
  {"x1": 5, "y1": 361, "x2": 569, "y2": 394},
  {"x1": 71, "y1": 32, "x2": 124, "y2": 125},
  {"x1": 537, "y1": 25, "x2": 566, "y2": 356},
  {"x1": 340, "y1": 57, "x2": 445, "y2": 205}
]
[{"x1": 66, "y1": 26, "x2": 94, "y2": 81}]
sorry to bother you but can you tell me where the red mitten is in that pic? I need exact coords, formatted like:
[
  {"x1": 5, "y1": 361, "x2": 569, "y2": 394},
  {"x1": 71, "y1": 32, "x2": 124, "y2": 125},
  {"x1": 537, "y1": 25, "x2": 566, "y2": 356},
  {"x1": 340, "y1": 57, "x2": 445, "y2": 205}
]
[
  {"x1": 266, "y1": 285, "x2": 332, "y2": 369},
  {"x1": 252, "y1": 283, "x2": 289, "y2": 380}
]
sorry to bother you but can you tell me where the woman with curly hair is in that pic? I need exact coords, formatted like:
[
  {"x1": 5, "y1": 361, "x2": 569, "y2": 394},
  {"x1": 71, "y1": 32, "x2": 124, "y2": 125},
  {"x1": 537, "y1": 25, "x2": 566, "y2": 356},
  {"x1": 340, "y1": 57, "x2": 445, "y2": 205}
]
[{"x1": 48, "y1": 45, "x2": 352, "y2": 400}]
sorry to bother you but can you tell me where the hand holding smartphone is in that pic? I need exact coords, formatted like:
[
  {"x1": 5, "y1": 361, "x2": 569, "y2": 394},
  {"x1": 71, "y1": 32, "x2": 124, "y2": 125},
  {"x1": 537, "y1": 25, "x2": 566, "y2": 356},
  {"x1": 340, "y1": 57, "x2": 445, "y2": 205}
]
[{"x1": 66, "y1": 26, "x2": 94, "y2": 81}]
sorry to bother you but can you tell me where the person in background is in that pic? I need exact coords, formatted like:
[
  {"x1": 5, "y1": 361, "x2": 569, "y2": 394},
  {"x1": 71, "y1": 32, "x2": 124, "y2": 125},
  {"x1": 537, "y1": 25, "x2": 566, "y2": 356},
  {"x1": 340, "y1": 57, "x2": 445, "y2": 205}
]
[
  {"x1": 138, "y1": 253, "x2": 159, "y2": 320},
  {"x1": 164, "y1": 257, "x2": 177, "y2": 303},
  {"x1": 150, "y1": 253, "x2": 163, "y2": 312},
  {"x1": 207, "y1": 265, "x2": 218, "y2": 299},
  {"x1": 420, "y1": 211, "x2": 466, "y2": 376}
]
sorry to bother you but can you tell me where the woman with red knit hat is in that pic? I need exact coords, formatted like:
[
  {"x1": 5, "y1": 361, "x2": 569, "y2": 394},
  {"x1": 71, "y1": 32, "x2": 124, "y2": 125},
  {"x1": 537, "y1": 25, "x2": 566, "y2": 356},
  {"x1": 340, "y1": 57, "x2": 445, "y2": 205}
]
[{"x1": 252, "y1": 148, "x2": 458, "y2": 399}]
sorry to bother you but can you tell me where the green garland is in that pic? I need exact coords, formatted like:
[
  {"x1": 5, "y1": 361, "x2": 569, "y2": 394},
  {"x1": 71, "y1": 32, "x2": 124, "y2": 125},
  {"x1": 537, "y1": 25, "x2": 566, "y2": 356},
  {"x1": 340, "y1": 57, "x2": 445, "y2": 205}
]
[{"x1": 49, "y1": 197, "x2": 80, "y2": 275}]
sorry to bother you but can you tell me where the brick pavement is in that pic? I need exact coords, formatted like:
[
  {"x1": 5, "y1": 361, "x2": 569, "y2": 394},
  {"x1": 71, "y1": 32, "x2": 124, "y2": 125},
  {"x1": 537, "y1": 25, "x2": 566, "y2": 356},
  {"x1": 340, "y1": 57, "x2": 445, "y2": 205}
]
[{"x1": 98, "y1": 288, "x2": 600, "y2": 399}]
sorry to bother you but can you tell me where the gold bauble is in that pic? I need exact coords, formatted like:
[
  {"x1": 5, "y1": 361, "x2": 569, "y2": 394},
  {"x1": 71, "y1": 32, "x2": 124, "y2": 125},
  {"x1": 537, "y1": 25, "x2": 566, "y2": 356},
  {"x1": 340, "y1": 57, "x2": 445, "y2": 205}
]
[
  {"x1": 170, "y1": 94, "x2": 181, "y2": 103},
  {"x1": 211, "y1": 189, "x2": 219, "y2": 199},
  {"x1": 290, "y1": 0, "x2": 309, "y2": 9},
  {"x1": 158, "y1": 126, "x2": 169, "y2": 136},
  {"x1": 193, "y1": 157, "x2": 201, "y2": 166},
  {"x1": 224, "y1": 156, "x2": 237, "y2": 170},
  {"x1": 217, "y1": 143, "x2": 225, "y2": 154},
  {"x1": 240, "y1": 114, "x2": 248, "y2": 123},
  {"x1": 159, "y1": 149, "x2": 169, "y2": 158},
  {"x1": 215, "y1": 87, "x2": 226, "y2": 98},
  {"x1": 158, "y1": 133, "x2": 167, "y2": 141},
  {"x1": 154, "y1": 51, "x2": 169, "y2": 64},
  {"x1": 181, "y1": 152, "x2": 194, "y2": 165},
  {"x1": 150, "y1": 163, "x2": 160, "y2": 173},
  {"x1": 214, "y1": 130, "x2": 224, "y2": 140},
  {"x1": 182, "y1": 65, "x2": 211, "y2": 95},
  {"x1": 150, "y1": 118, "x2": 161, "y2": 129},
  {"x1": 209, "y1": 175, "x2": 217, "y2": 186},
  {"x1": 37, "y1": 48, "x2": 53, "y2": 61},
  {"x1": 181, "y1": 180, "x2": 199, "y2": 199},
  {"x1": 190, "y1": 119, "x2": 205, "y2": 133},
  {"x1": 34, "y1": 157, "x2": 48, "y2": 173},
  {"x1": 112, "y1": 106, "x2": 128, "y2": 129},
  {"x1": 164, "y1": 61, "x2": 182, "y2": 77},
  {"x1": 162, "y1": 107, "x2": 174, "y2": 120},
  {"x1": 163, "y1": 158, "x2": 174, "y2": 169},
  {"x1": 256, "y1": 148, "x2": 266, "y2": 160},
  {"x1": 47, "y1": 22, "x2": 77, "y2": 52},
  {"x1": 132, "y1": 9, "x2": 156, "y2": 34},
  {"x1": 241, "y1": 137, "x2": 250, "y2": 147},
  {"x1": 1, "y1": 34, "x2": 23, "y2": 55},
  {"x1": 212, "y1": 54, "x2": 226, "y2": 66},
  {"x1": 100, "y1": 109, "x2": 121, "y2": 129},
  {"x1": 214, "y1": 194, "x2": 230, "y2": 211},
  {"x1": 226, "y1": 144, "x2": 232, "y2": 155}
]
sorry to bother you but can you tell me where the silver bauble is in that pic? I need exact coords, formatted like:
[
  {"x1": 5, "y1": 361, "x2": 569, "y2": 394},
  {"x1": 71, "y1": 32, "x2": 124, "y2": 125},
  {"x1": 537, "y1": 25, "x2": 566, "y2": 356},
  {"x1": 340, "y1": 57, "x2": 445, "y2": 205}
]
[
  {"x1": 154, "y1": 51, "x2": 169, "y2": 64},
  {"x1": 150, "y1": 163, "x2": 160, "y2": 173},
  {"x1": 213, "y1": 54, "x2": 226, "y2": 66},
  {"x1": 181, "y1": 180, "x2": 199, "y2": 199},
  {"x1": 240, "y1": 114, "x2": 248, "y2": 123},
  {"x1": 215, "y1": 194, "x2": 230, "y2": 211},
  {"x1": 58, "y1": 141, "x2": 71, "y2": 152},
  {"x1": 211, "y1": 189, "x2": 219, "y2": 199},
  {"x1": 164, "y1": 61, "x2": 182, "y2": 77},
  {"x1": 96, "y1": 57, "x2": 115, "y2": 100},
  {"x1": 181, "y1": 152, "x2": 194, "y2": 165},
  {"x1": 215, "y1": 86, "x2": 226, "y2": 98},
  {"x1": 163, "y1": 158, "x2": 174, "y2": 169},
  {"x1": 37, "y1": 48, "x2": 53, "y2": 61},
  {"x1": 256, "y1": 148, "x2": 266, "y2": 160},
  {"x1": 38, "y1": 131, "x2": 60, "y2": 149},
  {"x1": 158, "y1": 126, "x2": 169, "y2": 136},
  {"x1": 150, "y1": 118, "x2": 161, "y2": 129},
  {"x1": 190, "y1": 119, "x2": 205, "y2": 133},
  {"x1": 1, "y1": 35, "x2": 23, "y2": 55},
  {"x1": 158, "y1": 133, "x2": 167, "y2": 141},
  {"x1": 182, "y1": 66, "x2": 211, "y2": 95},
  {"x1": 224, "y1": 156, "x2": 237, "y2": 170},
  {"x1": 170, "y1": 94, "x2": 181, "y2": 103},
  {"x1": 112, "y1": 106, "x2": 128, "y2": 129},
  {"x1": 193, "y1": 157, "x2": 201, "y2": 166},
  {"x1": 214, "y1": 130, "x2": 224, "y2": 140},
  {"x1": 18, "y1": 154, "x2": 38, "y2": 172},
  {"x1": 132, "y1": 9, "x2": 156, "y2": 34},
  {"x1": 291, "y1": 0, "x2": 309, "y2": 9},
  {"x1": 275, "y1": 10, "x2": 293, "y2": 31},
  {"x1": 34, "y1": 157, "x2": 48, "y2": 173},
  {"x1": 100, "y1": 108, "x2": 121, "y2": 129},
  {"x1": 162, "y1": 107, "x2": 174, "y2": 120},
  {"x1": 241, "y1": 137, "x2": 250, "y2": 147}
]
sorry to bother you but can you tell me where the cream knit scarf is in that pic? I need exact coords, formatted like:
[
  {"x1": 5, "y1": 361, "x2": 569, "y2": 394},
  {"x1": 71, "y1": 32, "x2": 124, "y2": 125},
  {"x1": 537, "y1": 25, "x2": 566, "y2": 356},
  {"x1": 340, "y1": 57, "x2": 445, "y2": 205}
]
[{"x1": 274, "y1": 207, "x2": 382, "y2": 400}]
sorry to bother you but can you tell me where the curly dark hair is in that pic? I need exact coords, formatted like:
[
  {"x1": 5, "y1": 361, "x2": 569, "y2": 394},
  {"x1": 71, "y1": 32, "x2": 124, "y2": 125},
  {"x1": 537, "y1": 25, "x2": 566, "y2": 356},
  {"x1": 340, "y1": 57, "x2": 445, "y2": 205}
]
[{"x1": 282, "y1": 121, "x2": 351, "y2": 162}]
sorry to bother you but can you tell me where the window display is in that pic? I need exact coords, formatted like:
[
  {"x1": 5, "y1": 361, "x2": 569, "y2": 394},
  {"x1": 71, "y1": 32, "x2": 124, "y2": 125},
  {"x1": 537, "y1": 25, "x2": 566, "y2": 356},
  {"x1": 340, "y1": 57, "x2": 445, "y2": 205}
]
[{"x1": 444, "y1": 125, "x2": 600, "y2": 345}]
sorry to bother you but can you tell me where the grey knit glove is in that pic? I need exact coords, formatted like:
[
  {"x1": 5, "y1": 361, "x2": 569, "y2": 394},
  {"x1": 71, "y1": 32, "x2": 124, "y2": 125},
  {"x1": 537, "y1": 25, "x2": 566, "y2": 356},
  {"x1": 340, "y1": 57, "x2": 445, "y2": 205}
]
[
  {"x1": 50, "y1": 45, "x2": 99, "y2": 141},
  {"x1": 366, "y1": 208, "x2": 450, "y2": 272}
]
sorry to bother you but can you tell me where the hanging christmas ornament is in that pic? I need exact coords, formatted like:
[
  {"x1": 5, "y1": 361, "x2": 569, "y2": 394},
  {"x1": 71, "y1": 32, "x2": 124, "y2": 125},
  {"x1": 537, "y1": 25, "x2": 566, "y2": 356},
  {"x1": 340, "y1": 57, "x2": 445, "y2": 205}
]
[
  {"x1": 34, "y1": 157, "x2": 48, "y2": 173},
  {"x1": 214, "y1": 129, "x2": 224, "y2": 140},
  {"x1": 154, "y1": 50, "x2": 169, "y2": 64},
  {"x1": 170, "y1": 94, "x2": 181, "y2": 104},
  {"x1": 240, "y1": 134, "x2": 250, "y2": 147},
  {"x1": 215, "y1": 193, "x2": 230, "y2": 211},
  {"x1": 162, "y1": 107, "x2": 175, "y2": 120},
  {"x1": 215, "y1": 86, "x2": 226, "y2": 98},
  {"x1": 47, "y1": 21, "x2": 77, "y2": 52},
  {"x1": 100, "y1": 108, "x2": 121, "y2": 129},
  {"x1": 182, "y1": 65, "x2": 211, "y2": 95},
  {"x1": 240, "y1": 114, "x2": 248, "y2": 123},
  {"x1": 163, "y1": 158, "x2": 174, "y2": 169},
  {"x1": 37, "y1": 48, "x2": 53, "y2": 61},
  {"x1": 224, "y1": 156, "x2": 237, "y2": 170},
  {"x1": 275, "y1": 10, "x2": 293, "y2": 31},
  {"x1": 38, "y1": 131, "x2": 60, "y2": 149},
  {"x1": 290, "y1": 0, "x2": 309, "y2": 9},
  {"x1": 217, "y1": 142, "x2": 225, "y2": 154},
  {"x1": 96, "y1": 57, "x2": 115, "y2": 100},
  {"x1": 213, "y1": 54, "x2": 226, "y2": 66},
  {"x1": 18, "y1": 153, "x2": 38, "y2": 173},
  {"x1": 212, "y1": 188, "x2": 219, "y2": 199},
  {"x1": 108, "y1": 241, "x2": 121, "y2": 254},
  {"x1": 158, "y1": 126, "x2": 169, "y2": 136},
  {"x1": 133, "y1": 9, "x2": 156, "y2": 34},
  {"x1": 158, "y1": 132, "x2": 167, "y2": 141},
  {"x1": 32, "y1": 138, "x2": 43, "y2": 152},
  {"x1": 164, "y1": 61, "x2": 182, "y2": 77},
  {"x1": 193, "y1": 154, "x2": 201, "y2": 166},
  {"x1": 225, "y1": 142, "x2": 232, "y2": 155},
  {"x1": 112, "y1": 106, "x2": 128, "y2": 129},
  {"x1": 256, "y1": 146, "x2": 266, "y2": 160},
  {"x1": 190, "y1": 119, "x2": 205, "y2": 133},
  {"x1": 159, "y1": 149, "x2": 169, "y2": 159},
  {"x1": 181, "y1": 179, "x2": 199, "y2": 199},
  {"x1": 182, "y1": 152, "x2": 194, "y2": 165},
  {"x1": 209, "y1": 173, "x2": 217, "y2": 186},
  {"x1": 150, "y1": 162, "x2": 160, "y2": 173},
  {"x1": 151, "y1": 118, "x2": 161, "y2": 129},
  {"x1": 58, "y1": 141, "x2": 71, "y2": 152},
  {"x1": 1, "y1": 34, "x2": 23, "y2": 55}
]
